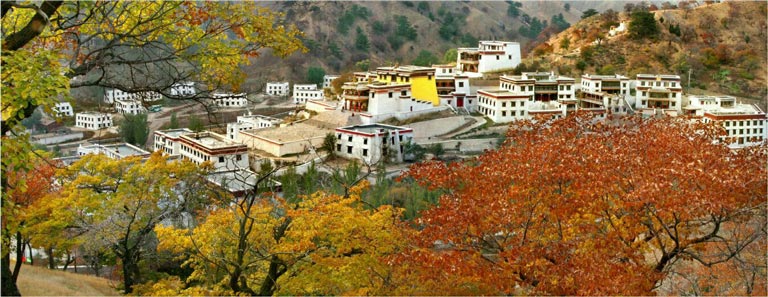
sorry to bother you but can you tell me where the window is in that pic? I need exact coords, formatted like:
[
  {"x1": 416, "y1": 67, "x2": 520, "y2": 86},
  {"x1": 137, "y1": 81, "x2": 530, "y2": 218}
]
[
  {"x1": 348, "y1": 136, "x2": 353, "y2": 142},
  {"x1": 401, "y1": 91, "x2": 407, "y2": 96},
  {"x1": 363, "y1": 138, "x2": 368, "y2": 145},
  {"x1": 520, "y1": 101, "x2": 524, "y2": 107},
  {"x1": 502, "y1": 111, "x2": 506, "y2": 117},
  {"x1": 363, "y1": 149, "x2": 368, "y2": 156},
  {"x1": 236, "y1": 155, "x2": 242, "y2": 161},
  {"x1": 389, "y1": 92, "x2": 393, "y2": 98},
  {"x1": 508, "y1": 55, "x2": 511, "y2": 59},
  {"x1": 496, "y1": 55, "x2": 499, "y2": 60},
  {"x1": 459, "y1": 82, "x2": 464, "y2": 87},
  {"x1": 218, "y1": 156, "x2": 225, "y2": 163},
  {"x1": 336, "y1": 144, "x2": 341, "y2": 151},
  {"x1": 347, "y1": 146, "x2": 352, "y2": 154},
  {"x1": 501, "y1": 102, "x2": 506, "y2": 107}
]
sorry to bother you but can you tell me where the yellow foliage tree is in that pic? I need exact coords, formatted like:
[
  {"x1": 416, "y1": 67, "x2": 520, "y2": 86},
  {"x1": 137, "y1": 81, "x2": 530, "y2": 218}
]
[
  {"x1": 29, "y1": 152, "x2": 213, "y2": 293},
  {"x1": 154, "y1": 181, "x2": 411, "y2": 296}
]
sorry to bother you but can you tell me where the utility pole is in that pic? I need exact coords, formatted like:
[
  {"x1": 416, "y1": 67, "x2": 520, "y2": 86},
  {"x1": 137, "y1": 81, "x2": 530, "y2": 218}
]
[{"x1": 687, "y1": 68, "x2": 692, "y2": 93}]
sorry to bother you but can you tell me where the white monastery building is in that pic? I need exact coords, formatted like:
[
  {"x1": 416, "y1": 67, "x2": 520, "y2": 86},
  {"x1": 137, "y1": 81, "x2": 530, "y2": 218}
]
[
  {"x1": 53, "y1": 102, "x2": 74, "y2": 117},
  {"x1": 153, "y1": 128, "x2": 194, "y2": 156},
  {"x1": 478, "y1": 72, "x2": 575, "y2": 123},
  {"x1": 115, "y1": 99, "x2": 146, "y2": 115},
  {"x1": 578, "y1": 74, "x2": 633, "y2": 114},
  {"x1": 323, "y1": 75, "x2": 340, "y2": 89},
  {"x1": 104, "y1": 88, "x2": 162, "y2": 104},
  {"x1": 634, "y1": 74, "x2": 683, "y2": 114},
  {"x1": 265, "y1": 82, "x2": 289, "y2": 96},
  {"x1": 293, "y1": 84, "x2": 324, "y2": 104},
  {"x1": 177, "y1": 131, "x2": 250, "y2": 172},
  {"x1": 212, "y1": 92, "x2": 248, "y2": 108},
  {"x1": 334, "y1": 124, "x2": 414, "y2": 164},
  {"x1": 686, "y1": 95, "x2": 767, "y2": 148},
  {"x1": 434, "y1": 64, "x2": 477, "y2": 113},
  {"x1": 457, "y1": 41, "x2": 521, "y2": 74},
  {"x1": 226, "y1": 112, "x2": 282, "y2": 140},
  {"x1": 75, "y1": 112, "x2": 113, "y2": 130},
  {"x1": 169, "y1": 82, "x2": 196, "y2": 98}
]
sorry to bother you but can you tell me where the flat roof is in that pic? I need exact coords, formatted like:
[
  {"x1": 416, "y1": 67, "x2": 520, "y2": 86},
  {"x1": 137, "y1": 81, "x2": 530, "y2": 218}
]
[
  {"x1": 103, "y1": 143, "x2": 150, "y2": 157},
  {"x1": 156, "y1": 128, "x2": 193, "y2": 138},
  {"x1": 339, "y1": 124, "x2": 410, "y2": 134},
  {"x1": 182, "y1": 132, "x2": 245, "y2": 149}
]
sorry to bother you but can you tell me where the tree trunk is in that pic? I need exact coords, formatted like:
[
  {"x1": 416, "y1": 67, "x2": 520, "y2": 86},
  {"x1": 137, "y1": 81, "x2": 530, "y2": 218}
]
[
  {"x1": 120, "y1": 248, "x2": 141, "y2": 294},
  {"x1": 46, "y1": 246, "x2": 55, "y2": 269},
  {"x1": 2, "y1": 253, "x2": 21, "y2": 296},
  {"x1": 258, "y1": 256, "x2": 287, "y2": 296},
  {"x1": 13, "y1": 232, "x2": 24, "y2": 282}
]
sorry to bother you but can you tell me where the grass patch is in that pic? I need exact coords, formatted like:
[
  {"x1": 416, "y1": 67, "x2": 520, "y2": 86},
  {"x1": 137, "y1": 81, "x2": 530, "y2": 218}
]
[{"x1": 14, "y1": 261, "x2": 119, "y2": 296}]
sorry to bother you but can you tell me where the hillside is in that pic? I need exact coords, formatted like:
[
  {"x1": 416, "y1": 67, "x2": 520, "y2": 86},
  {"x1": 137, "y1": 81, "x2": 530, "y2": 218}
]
[
  {"x1": 14, "y1": 262, "x2": 118, "y2": 296},
  {"x1": 523, "y1": 1, "x2": 767, "y2": 101},
  {"x1": 240, "y1": 1, "x2": 636, "y2": 90}
]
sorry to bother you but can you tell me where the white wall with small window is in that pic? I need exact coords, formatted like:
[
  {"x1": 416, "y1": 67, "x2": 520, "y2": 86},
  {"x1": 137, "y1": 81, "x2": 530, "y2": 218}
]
[
  {"x1": 334, "y1": 124, "x2": 414, "y2": 164},
  {"x1": 178, "y1": 132, "x2": 249, "y2": 172},
  {"x1": 212, "y1": 92, "x2": 248, "y2": 108},
  {"x1": 266, "y1": 82, "x2": 290, "y2": 96},
  {"x1": 104, "y1": 88, "x2": 162, "y2": 104},
  {"x1": 293, "y1": 84, "x2": 322, "y2": 104},
  {"x1": 53, "y1": 102, "x2": 74, "y2": 117},
  {"x1": 75, "y1": 112, "x2": 113, "y2": 130}
]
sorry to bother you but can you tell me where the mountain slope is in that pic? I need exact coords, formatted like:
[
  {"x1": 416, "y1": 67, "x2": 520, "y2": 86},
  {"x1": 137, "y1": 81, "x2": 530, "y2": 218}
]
[
  {"x1": 524, "y1": 1, "x2": 767, "y2": 101},
  {"x1": 241, "y1": 1, "x2": 634, "y2": 90}
]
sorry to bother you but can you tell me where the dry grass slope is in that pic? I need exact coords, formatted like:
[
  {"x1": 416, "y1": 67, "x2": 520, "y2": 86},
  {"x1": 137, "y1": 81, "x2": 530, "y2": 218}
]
[{"x1": 14, "y1": 262, "x2": 119, "y2": 296}]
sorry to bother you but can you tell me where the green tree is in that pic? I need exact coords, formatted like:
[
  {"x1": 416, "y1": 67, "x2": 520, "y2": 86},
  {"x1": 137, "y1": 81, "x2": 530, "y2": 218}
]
[
  {"x1": 307, "y1": 67, "x2": 326, "y2": 87},
  {"x1": 322, "y1": 132, "x2": 337, "y2": 155},
  {"x1": 328, "y1": 42, "x2": 342, "y2": 59},
  {"x1": 188, "y1": 115, "x2": 205, "y2": 132},
  {"x1": 581, "y1": 8, "x2": 599, "y2": 19},
  {"x1": 394, "y1": 15, "x2": 418, "y2": 41},
  {"x1": 564, "y1": 3, "x2": 570, "y2": 12},
  {"x1": 629, "y1": 11, "x2": 660, "y2": 40},
  {"x1": 551, "y1": 13, "x2": 571, "y2": 31},
  {"x1": 169, "y1": 113, "x2": 179, "y2": 129},
  {"x1": 443, "y1": 48, "x2": 458, "y2": 63},
  {"x1": 355, "y1": 59, "x2": 371, "y2": 71},
  {"x1": 576, "y1": 60, "x2": 587, "y2": 72},
  {"x1": 119, "y1": 113, "x2": 150, "y2": 146},
  {"x1": 355, "y1": 27, "x2": 370, "y2": 51},
  {"x1": 412, "y1": 50, "x2": 440, "y2": 66},
  {"x1": 372, "y1": 20, "x2": 387, "y2": 34},
  {"x1": 427, "y1": 143, "x2": 445, "y2": 159},
  {"x1": 507, "y1": 1, "x2": 523, "y2": 18},
  {"x1": 560, "y1": 36, "x2": 571, "y2": 50}
]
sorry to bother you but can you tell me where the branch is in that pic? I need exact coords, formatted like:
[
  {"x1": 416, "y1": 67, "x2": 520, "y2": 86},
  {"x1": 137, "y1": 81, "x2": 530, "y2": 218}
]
[{"x1": 2, "y1": 1, "x2": 62, "y2": 51}]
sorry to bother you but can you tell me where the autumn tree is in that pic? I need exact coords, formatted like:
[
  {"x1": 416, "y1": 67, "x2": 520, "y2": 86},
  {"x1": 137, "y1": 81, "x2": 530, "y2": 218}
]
[
  {"x1": 33, "y1": 153, "x2": 213, "y2": 293},
  {"x1": 402, "y1": 114, "x2": 766, "y2": 295},
  {"x1": 152, "y1": 180, "x2": 410, "y2": 296},
  {"x1": 1, "y1": 2, "x2": 304, "y2": 293},
  {"x1": 1, "y1": 152, "x2": 59, "y2": 288}
]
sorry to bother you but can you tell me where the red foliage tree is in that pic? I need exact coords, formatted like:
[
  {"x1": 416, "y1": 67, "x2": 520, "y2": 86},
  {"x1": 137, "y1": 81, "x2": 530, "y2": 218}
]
[{"x1": 401, "y1": 114, "x2": 767, "y2": 295}]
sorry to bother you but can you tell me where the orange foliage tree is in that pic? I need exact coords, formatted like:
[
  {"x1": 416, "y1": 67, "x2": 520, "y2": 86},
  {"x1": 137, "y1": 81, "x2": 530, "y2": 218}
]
[
  {"x1": 401, "y1": 114, "x2": 766, "y2": 295},
  {"x1": 1, "y1": 152, "x2": 59, "y2": 284}
]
